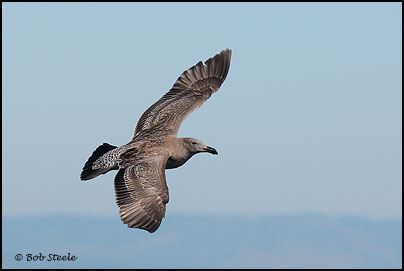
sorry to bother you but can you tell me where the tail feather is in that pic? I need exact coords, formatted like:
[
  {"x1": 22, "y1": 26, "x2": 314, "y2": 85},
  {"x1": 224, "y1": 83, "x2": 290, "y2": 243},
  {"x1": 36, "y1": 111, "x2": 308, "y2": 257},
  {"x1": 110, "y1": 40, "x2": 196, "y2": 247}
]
[{"x1": 80, "y1": 143, "x2": 118, "y2": 181}]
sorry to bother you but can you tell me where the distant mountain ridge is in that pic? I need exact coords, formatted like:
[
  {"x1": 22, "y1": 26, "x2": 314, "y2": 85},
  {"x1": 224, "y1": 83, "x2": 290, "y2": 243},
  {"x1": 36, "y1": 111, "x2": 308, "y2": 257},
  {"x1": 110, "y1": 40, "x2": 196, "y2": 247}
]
[{"x1": 2, "y1": 215, "x2": 402, "y2": 268}]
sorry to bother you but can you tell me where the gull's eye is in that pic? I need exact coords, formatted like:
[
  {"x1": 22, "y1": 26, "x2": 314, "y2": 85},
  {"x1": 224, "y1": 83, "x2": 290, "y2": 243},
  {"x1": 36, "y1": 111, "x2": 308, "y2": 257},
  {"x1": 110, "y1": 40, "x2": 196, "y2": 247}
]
[{"x1": 191, "y1": 142, "x2": 198, "y2": 145}]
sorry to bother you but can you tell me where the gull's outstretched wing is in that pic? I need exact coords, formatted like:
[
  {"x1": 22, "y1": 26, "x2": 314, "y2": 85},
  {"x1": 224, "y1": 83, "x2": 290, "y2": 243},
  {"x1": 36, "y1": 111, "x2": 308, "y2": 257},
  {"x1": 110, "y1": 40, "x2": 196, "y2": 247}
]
[
  {"x1": 131, "y1": 49, "x2": 232, "y2": 140},
  {"x1": 114, "y1": 150, "x2": 169, "y2": 233}
]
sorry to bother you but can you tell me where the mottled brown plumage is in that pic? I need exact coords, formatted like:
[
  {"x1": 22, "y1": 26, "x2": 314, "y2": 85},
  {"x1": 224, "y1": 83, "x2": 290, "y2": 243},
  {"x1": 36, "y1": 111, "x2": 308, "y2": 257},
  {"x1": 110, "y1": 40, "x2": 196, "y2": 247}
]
[{"x1": 80, "y1": 49, "x2": 232, "y2": 232}]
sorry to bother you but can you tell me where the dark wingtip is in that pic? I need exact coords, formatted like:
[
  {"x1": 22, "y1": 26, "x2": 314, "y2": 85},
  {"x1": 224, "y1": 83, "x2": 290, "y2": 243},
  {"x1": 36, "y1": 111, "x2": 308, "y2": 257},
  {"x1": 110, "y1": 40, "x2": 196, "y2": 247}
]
[{"x1": 204, "y1": 48, "x2": 232, "y2": 66}]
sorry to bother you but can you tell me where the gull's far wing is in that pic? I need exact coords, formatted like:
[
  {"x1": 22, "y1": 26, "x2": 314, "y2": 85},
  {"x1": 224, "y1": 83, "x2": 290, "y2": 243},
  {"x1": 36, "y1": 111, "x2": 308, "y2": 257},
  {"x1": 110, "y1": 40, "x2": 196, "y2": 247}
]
[{"x1": 131, "y1": 49, "x2": 232, "y2": 140}]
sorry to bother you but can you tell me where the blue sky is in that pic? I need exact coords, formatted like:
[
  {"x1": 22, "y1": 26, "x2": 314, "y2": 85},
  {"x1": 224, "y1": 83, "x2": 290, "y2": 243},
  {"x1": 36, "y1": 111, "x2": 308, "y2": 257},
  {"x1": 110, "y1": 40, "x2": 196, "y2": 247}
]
[{"x1": 2, "y1": 3, "x2": 402, "y2": 219}]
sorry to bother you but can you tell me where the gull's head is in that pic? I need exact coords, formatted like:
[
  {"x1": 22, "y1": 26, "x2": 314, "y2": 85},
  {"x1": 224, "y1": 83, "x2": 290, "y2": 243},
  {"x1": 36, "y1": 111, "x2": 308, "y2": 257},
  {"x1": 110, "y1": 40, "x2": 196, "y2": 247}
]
[{"x1": 183, "y1": 138, "x2": 218, "y2": 155}]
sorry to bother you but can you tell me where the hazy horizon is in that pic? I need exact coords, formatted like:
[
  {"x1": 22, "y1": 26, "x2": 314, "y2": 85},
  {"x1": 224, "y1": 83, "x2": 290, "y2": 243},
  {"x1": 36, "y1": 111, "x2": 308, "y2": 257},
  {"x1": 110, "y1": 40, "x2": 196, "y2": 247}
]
[{"x1": 2, "y1": 214, "x2": 402, "y2": 268}]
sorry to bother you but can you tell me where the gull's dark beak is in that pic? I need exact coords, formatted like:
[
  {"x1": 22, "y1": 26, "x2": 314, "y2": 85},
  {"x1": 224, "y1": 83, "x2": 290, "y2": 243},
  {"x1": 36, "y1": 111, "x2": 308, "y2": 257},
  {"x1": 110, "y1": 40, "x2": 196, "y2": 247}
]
[{"x1": 204, "y1": 146, "x2": 218, "y2": 155}]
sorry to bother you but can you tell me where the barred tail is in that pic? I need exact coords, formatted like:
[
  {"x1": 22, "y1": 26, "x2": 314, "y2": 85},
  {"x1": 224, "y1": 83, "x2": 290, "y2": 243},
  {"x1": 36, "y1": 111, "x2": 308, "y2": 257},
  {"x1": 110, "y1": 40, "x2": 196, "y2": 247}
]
[{"x1": 80, "y1": 143, "x2": 118, "y2": 181}]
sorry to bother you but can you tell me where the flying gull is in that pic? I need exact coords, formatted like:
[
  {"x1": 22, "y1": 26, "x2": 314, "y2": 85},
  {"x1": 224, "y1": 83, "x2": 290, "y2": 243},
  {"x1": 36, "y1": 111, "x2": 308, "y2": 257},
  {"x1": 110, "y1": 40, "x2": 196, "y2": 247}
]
[{"x1": 80, "y1": 49, "x2": 232, "y2": 233}]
